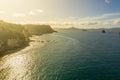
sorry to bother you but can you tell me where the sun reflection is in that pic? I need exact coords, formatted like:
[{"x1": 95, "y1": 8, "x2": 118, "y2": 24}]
[
  {"x1": 0, "y1": 36, "x2": 43, "y2": 80},
  {"x1": 7, "y1": 55, "x2": 25, "y2": 67},
  {"x1": 1, "y1": 53, "x2": 35, "y2": 80}
]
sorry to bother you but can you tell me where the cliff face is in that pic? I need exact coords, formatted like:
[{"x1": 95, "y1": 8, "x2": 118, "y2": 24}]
[
  {"x1": 0, "y1": 21, "x2": 56, "y2": 56},
  {"x1": 0, "y1": 21, "x2": 30, "y2": 54}
]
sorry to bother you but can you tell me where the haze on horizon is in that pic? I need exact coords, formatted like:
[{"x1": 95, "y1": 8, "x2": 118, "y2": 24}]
[{"x1": 0, "y1": 0, "x2": 120, "y2": 28}]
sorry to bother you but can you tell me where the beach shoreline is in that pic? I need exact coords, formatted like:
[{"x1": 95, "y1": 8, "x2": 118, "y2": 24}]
[
  {"x1": 0, "y1": 41, "x2": 30, "y2": 58},
  {"x1": 0, "y1": 35, "x2": 49, "y2": 58}
]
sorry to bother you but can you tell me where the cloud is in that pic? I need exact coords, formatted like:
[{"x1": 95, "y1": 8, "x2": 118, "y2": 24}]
[
  {"x1": 0, "y1": 10, "x2": 5, "y2": 14},
  {"x1": 105, "y1": 0, "x2": 111, "y2": 4},
  {"x1": 28, "y1": 11, "x2": 35, "y2": 15},
  {"x1": 113, "y1": 19, "x2": 120, "y2": 24},
  {"x1": 82, "y1": 21, "x2": 100, "y2": 25},
  {"x1": 51, "y1": 12, "x2": 120, "y2": 26},
  {"x1": 12, "y1": 9, "x2": 44, "y2": 18},
  {"x1": 82, "y1": 13, "x2": 120, "y2": 20},
  {"x1": 99, "y1": 13, "x2": 120, "y2": 19},
  {"x1": 36, "y1": 9, "x2": 44, "y2": 13},
  {"x1": 13, "y1": 13, "x2": 26, "y2": 17},
  {"x1": 77, "y1": 13, "x2": 120, "y2": 25},
  {"x1": 28, "y1": 9, "x2": 44, "y2": 15}
]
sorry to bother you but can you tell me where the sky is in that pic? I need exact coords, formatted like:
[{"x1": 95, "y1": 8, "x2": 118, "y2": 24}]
[{"x1": 0, "y1": 0, "x2": 120, "y2": 28}]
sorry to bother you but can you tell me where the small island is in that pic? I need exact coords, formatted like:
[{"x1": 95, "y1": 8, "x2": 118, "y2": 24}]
[{"x1": 0, "y1": 20, "x2": 56, "y2": 57}]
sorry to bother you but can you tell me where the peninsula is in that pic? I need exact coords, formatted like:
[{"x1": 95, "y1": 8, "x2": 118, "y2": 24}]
[{"x1": 0, "y1": 20, "x2": 56, "y2": 57}]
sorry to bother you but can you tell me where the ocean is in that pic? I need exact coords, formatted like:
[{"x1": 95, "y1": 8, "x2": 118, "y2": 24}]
[{"x1": 1, "y1": 30, "x2": 120, "y2": 80}]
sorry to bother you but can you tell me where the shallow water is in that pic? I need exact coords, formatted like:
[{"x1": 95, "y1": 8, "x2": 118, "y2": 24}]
[{"x1": 1, "y1": 30, "x2": 120, "y2": 80}]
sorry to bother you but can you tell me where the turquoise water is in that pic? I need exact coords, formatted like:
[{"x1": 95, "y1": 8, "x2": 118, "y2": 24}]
[{"x1": 1, "y1": 30, "x2": 120, "y2": 80}]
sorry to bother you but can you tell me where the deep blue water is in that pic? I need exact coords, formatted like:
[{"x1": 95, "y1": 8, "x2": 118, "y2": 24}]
[{"x1": 1, "y1": 30, "x2": 120, "y2": 80}]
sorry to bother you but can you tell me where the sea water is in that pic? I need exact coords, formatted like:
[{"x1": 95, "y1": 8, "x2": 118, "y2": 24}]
[{"x1": 0, "y1": 30, "x2": 120, "y2": 80}]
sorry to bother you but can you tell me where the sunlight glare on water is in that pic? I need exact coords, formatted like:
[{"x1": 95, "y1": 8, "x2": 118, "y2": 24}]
[{"x1": 0, "y1": 53, "x2": 36, "y2": 80}]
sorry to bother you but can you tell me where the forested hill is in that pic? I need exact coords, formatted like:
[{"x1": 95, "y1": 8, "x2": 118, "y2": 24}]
[
  {"x1": 0, "y1": 21, "x2": 56, "y2": 56},
  {"x1": 24, "y1": 24, "x2": 56, "y2": 35}
]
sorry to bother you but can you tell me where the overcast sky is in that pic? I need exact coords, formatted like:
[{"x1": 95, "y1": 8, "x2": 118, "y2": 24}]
[{"x1": 0, "y1": 0, "x2": 120, "y2": 28}]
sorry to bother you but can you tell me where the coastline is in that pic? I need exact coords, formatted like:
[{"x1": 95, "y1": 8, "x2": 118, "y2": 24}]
[
  {"x1": 0, "y1": 33, "x2": 53, "y2": 58},
  {"x1": 0, "y1": 41, "x2": 30, "y2": 58},
  {"x1": 0, "y1": 21, "x2": 56, "y2": 58},
  {"x1": 0, "y1": 20, "x2": 56, "y2": 58}
]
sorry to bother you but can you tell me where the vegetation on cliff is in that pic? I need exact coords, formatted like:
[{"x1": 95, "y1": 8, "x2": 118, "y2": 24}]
[{"x1": 24, "y1": 24, "x2": 56, "y2": 35}]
